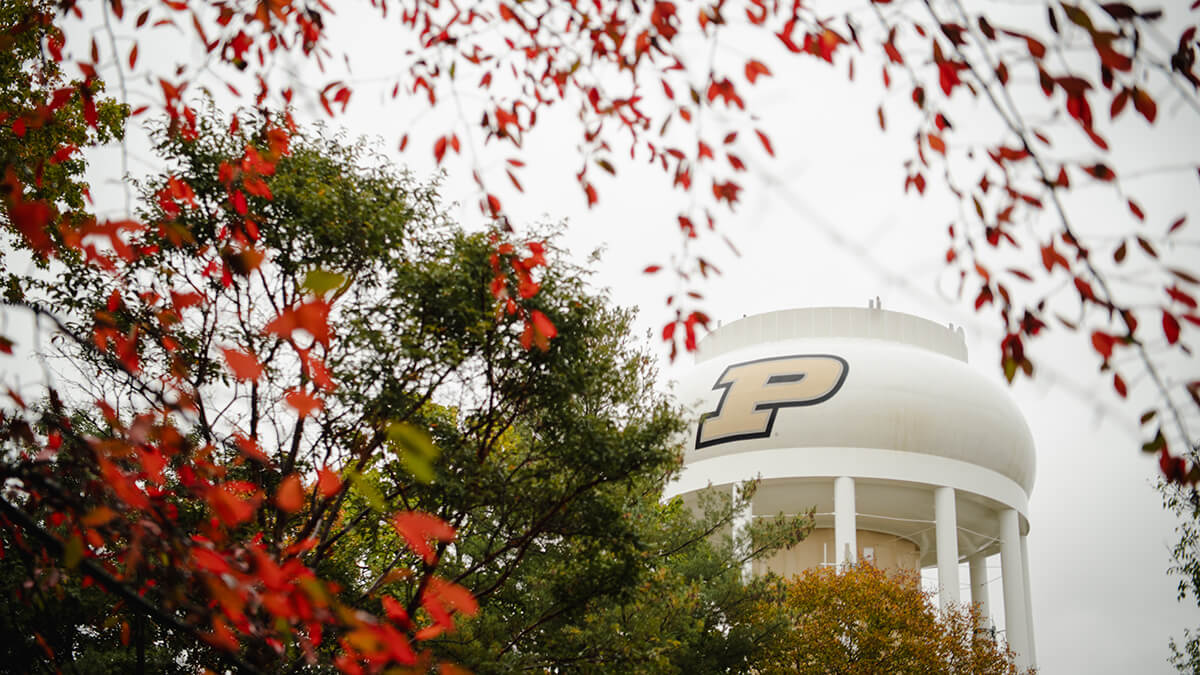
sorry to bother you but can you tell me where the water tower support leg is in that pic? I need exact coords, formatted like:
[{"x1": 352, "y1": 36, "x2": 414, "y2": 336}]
[
  {"x1": 1000, "y1": 508, "x2": 1031, "y2": 670},
  {"x1": 834, "y1": 476, "x2": 856, "y2": 568},
  {"x1": 935, "y1": 486, "x2": 960, "y2": 608},
  {"x1": 968, "y1": 552, "x2": 990, "y2": 630},
  {"x1": 1021, "y1": 534, "x2": 1037, "y2": 667}
]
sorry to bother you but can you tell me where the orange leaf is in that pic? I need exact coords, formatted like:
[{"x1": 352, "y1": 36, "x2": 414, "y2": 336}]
[
  {"x1": 295, "y1": 300, "x2": 332, "y2": 346},
  {"x1": 317, "y1": 465, "x2": 341, "y2": 498},
  {"x1": 81, "y1": 506, "x2": 118, "y2": 527},
  {"x1": 203, "y1": 616, "x2": 240, "y2": 652},
  {"x1": 744, "y1": 59, "x2": 771, "y2": 83},
  {"x1": 207, "y1": 481, "x2": 260, "y2": 525},
  {"x1": 233, "y1": 433, "x2": 271, "y2": 464},
  {"x1": 391, "y1": 511, "x2": 455, "y2": 564},
  {"x1": 222, "y1": 347, "x2": 263, "y2": 381},
  {"x1": 427, "y1": 576, "x2": 477, "y2": 617},
  {"x1": 531, "y1": 310, "x2": 557, "y2": 339},
  {"x1": 382, "y1": 595, "x2": 410, "y2": 624},
  {"x1": 415, "y1": 624, "x2": 446, "y2": 641},
  {"x1": 285, "y1": 389, "x2": 323, "y2": 417},
  {"x1": 276, "y1": 473, "x2": 304, "y2": 512}
]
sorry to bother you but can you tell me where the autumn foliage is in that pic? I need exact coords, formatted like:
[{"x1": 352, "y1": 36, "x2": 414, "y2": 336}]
[
  {"x1": 755, "y1": 564, "x2": 1024, "y2": 674},
  {"x1": 5, "y1": 0, "x2": 1187, "y2": 483},
  {"x1": 2, "y1": 0, "x2": 1200, "y2": 669}
]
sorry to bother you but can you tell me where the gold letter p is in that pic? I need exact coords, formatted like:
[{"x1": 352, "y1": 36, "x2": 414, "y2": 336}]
[{"x1": 695, "y1": 355, "x2": 847, "y2": 449}]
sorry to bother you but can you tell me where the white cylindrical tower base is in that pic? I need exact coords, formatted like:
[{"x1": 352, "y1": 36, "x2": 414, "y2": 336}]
[
  {"x1": 935, "y1": 486, "x2": 960, "y2": 608},
  {"x1": 1021, "y1": 534, "x2": 1037, "y2": 666},
  {"x1": 968, "y1": 552, "x2": 991, "y2": 630},
  {"x1": 1000, "y1": 509, "x2": 1031, "y2": 670},
  {"x1": 834, "y1": 476, "x2": 857, "y2": 567}
]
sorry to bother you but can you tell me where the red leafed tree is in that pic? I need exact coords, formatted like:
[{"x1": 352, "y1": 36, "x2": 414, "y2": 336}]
[
  {"x1": 0, "y1": 3, "x2": 487, "y2": 671},
  {"x1": 18, "y1": 0, "x2": 1187, "y2": 483},
  {"x1": 3, "y1": 0, "x2": 1200, "y2": 667}
]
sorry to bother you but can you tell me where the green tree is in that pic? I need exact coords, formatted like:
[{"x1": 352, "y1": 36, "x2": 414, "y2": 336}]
[
  {"x1": 753, "y1": 564, "x2": 1022, "y2": 675},
  {"x1": 1164, "y1": 482, "x2": 1200, "y2": 673},
  {"x1": 0, "y1": 0, "x2": 125, "y2": 258},
  {"x1": 2, "y1": 107, "x2": 809, "y2": 672}
]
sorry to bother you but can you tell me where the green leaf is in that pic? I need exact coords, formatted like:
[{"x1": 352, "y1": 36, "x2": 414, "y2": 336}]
[
  {"x1": 302, "y1": 269, "x2": 346, "y2": 295},
  {"x1": 63, "y1": 533, "x2": 83, "y2": 569},
  {"x1": 1142, "y1": 428, "x2": 1166, "y2": 454},
  {"x1": 388, "y1": 422, "x2": 440, "y2": 483},
  {"x1": 1002, "y1": 356, "x2": 1017, "y2": 383},
  {"x1": 400, "y1": 451, "x2": 436, "y2": 484},
  {"x1": 346, "y1": 469, "x2": 386, "y2": 512},
  {"x1": 387, "y1": 422, "x2": 439, "y2": 459}
]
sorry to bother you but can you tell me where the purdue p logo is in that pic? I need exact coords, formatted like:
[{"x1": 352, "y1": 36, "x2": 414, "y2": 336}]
[{"x1": 695, "y1": 354, "x2": 848, "y2": 449}]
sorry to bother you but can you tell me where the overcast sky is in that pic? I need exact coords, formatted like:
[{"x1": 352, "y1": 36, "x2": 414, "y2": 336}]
[{"x1": 7, "y1": 1, "x2": 1199, "y2": 672}]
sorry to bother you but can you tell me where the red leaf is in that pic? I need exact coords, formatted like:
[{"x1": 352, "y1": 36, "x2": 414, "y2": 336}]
[
  {"x1": 712, "y1": 180, "x2": 742, "y2": 206},
  {"x1": 1128, "y1": 199, "x2": 1144, "y2": 221},
  {"x1": 285, "y1": 389, "x2": 323, "y2": 417},
  {"x1": 191, "y1": 546, "x2": 232, "y2": 575},
  {"x1": 1091, "y1": 331, "x2": 1115, "y2": 359},
  {"x1": 938, "y1": 60, "x2": 964, "y2": 95},
  {"x1": 51, "y1": 144, "x2": 78, "y2": 163},
  {"x1": 391, "y1": 511, "x2": 456, "y2": 564},
  {"x1": 1133, "y1": 88, "x2": 1157, "y2": 123},
  {"x1": 276, "y1": 474, "x2": 304, "y2": 512},
  {"x1": 222, "y1": 347, "x2": 263, "y2": 381},
  {"x1": 317, "y1": 465, "x2": 341, "y2": 498},
  {"x1": 83, "y1": 95, "x2": 98, "y2": 128},
  {"x1": 643, "y1": 265, "x2": 661, "y2": 274},
  {"x1": 382, "y1": 595, "x2": 410, "y2": 624},
  {"x1": 755, "y1": 129, "x2": 774, "y2": 156},
  {"x1": 1164, "y1": 311, "x2": 1181, "y2": 345},
  {"x1": 9, "y1": 193, "x2": 55, "y2": 256},
  {"x1": 1111, "y1": 88, "x2": 1130, "y2": 119},
  {"x1": 1113, "y1": 373, "x2": 1127, "y2": 398},
  {"x1": 1167, "y1": 285, "x2": 1198, "y2": 309},
  {"x1": 433, "y1": 136, "x2": 448, "y2": 163},
  {"x1": 12, "y1": 119, "x2": 26, "y2": 137}
]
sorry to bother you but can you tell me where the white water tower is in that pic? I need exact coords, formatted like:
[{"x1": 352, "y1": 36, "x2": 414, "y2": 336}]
[{"x1": 665, "y1": 306, "x2": 1037, "y2": 669}]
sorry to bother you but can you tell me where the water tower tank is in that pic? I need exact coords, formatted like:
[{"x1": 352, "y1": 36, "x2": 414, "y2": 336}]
[{"x1": 664, "y1": 306, "x2": 1038, "y2": 669}]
